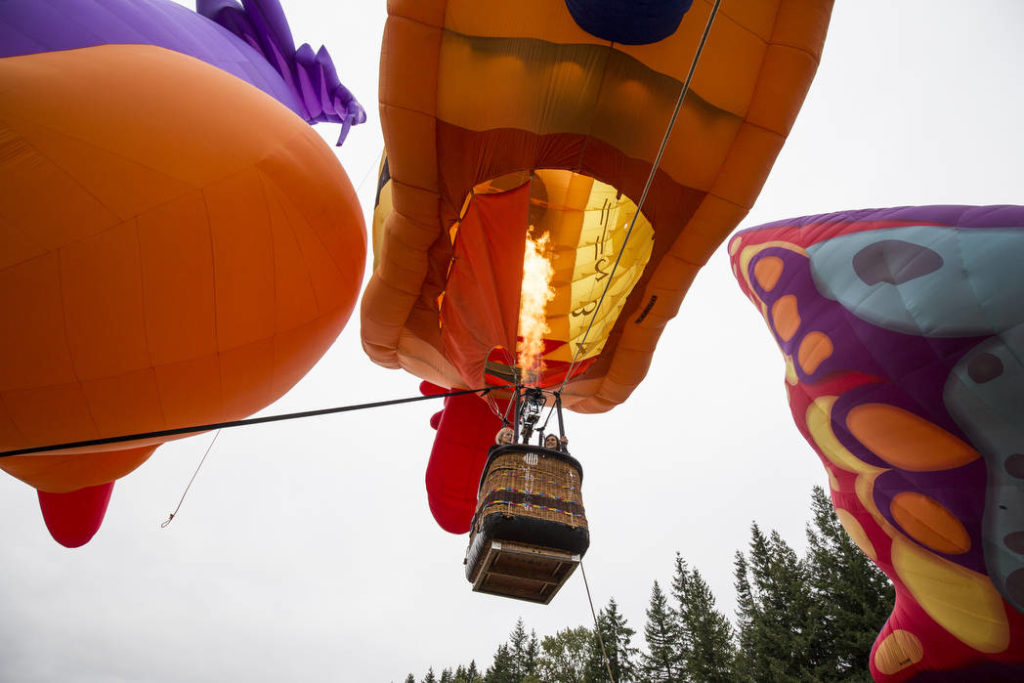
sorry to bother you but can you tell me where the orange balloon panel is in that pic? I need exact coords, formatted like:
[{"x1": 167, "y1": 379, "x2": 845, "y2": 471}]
[
  {"x1": 0, "y1": 45, "x2": 366, "y2": 492},
  {"x1": 363, "y1": 0, "x2": 832, "y2": 411}
]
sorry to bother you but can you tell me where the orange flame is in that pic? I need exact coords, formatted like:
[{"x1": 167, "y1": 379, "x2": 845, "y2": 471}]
[{"x1": 518, "y1": 230, "x2": 555, "y2": 385}]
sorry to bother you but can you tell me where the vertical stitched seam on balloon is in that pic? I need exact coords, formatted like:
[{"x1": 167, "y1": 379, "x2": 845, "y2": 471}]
[
  {"x1": 572, "y1": 43, "x2": 614, "y2": 174},
  {"x1": 198, "y1": 189, "x2": 224, "y2": 411},
  {"x1": 0, "y1": 392, "x2": 28, "y2": 444},
  {"x1": 272, "y1": 131, "x2": 360, "y2": 283},
  {"x1": 134, "y1": 216, "x2": 168, "y2": 429},
  {"x1": 55, "y1": 246, "x2": 100, "y2": 436},
  {"x1": 698, "y1": 4, "x2": 780, "y2": 203},
  {"x1": 253, "y1": 167, "x2": 282, "y2": 394},
  {"x1": 951, "y1": 226, "x2": 997, "y2": 335},
  {"x1": 433, "y1": 23, "x2": 450, "y2": 224}
]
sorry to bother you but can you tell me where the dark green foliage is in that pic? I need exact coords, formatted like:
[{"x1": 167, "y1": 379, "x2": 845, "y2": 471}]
[
  {"x1": 805, "y1": 486, "x2": 894, "y2": 681},
  {"x1": 440, "y1": 668, "x2": 454, "y2": 683},
  {"x1": 673, "y1": 555, "x2": 735, "y2": 682},
  {"x1": 586, "y1": 598, "x2": 639, "y2": 682},
  {"x1": 536, "y1": 626, "x2": 592, "y2": 683},
  {"x1": 485, "y1": 619, "x2": 540, "y2": 683},
  {"x1": 732, "y1": 552, "x2": 757, "y2": 681},
  {"x1": 508, "y1": 618, "x2": 540, "y2": 681},
  {"x1": 485, "y1": 644, "x2": 516, "y2": 683},
  {"x1": 404, "y1": 675, "x2": 416, "y2": 683},
  {"x1": 734, "y1": 524, "x2": 817, "y2": 682},
  {"x1": 641, "y1": 580, "x2": 683, "y2": 681},
  {"x1": 422, "y1": 667, "x2": 437, "y2": 683},
  {"x1": 454, "y1": 660, "x2": 482, "y2": 683}
]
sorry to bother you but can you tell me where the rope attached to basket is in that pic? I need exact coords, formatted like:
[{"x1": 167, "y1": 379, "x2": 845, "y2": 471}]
[{"x1": 581, "y1": 561, "x2": 616, "y2": 683}]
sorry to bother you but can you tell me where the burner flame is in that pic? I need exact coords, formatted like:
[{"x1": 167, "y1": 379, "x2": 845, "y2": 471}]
[{"x1": 518, "y1": 230, "x2": 555, "y2": 385}]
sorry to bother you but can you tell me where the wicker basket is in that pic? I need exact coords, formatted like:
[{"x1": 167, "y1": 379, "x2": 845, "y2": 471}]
[{"x1": 465, "y1": 444, "x2": 589, "y2": 603}]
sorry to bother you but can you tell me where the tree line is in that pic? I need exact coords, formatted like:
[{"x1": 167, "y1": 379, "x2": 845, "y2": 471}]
[{"x1": 400, "y1": 486, "x2": 894, "y2": 683}]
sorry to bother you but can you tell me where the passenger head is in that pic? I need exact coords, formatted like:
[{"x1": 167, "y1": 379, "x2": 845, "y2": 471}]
[{"x1": 543, "y1": 434, "x2": 559, "y2": 450}]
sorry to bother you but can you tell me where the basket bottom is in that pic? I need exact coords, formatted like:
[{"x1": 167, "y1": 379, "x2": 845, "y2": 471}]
[{"x1": 468, "y1": 539, "x2": 581, "y2": 604}]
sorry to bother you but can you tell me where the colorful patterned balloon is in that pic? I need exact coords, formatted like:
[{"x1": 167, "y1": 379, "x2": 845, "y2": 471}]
[{"x1": 730, "y1": 206, "x2": 1024, "y2": 680}]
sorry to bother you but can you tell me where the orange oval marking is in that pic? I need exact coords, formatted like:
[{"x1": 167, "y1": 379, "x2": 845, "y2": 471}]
[
  {"x1": 847, "y1": 403, "x2": 979, "y2": 471},
  {"x1": 753, "y1": 256, "x2": 784, "y2": 292},
  {"x1": 798, "y1": 331, "x2": 833, "y2": 374},
  {"x1": 874, "y1": 629, "x2": 923, "y2": 675},
  {"x1": 890, "y1": 491, "x2": 971, "y2": 555},
  {"x1": 771, "y1": 295, "x2": 800, "y2": 342}
]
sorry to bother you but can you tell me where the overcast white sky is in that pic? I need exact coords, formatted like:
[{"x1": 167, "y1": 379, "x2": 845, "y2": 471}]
[{"x1": 2, "y1": 2, "x2": 1023, "y2": 681}]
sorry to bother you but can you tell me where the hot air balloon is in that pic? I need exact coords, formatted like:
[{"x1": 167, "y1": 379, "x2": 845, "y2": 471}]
[
  {"x1": 364, "y1": 0, "x2": 834, "y2": 544},
  {"x1": 0, "y1": 0, "x2": 366, "y2": 546},
  {"x1": 730, "y1": 205, "x2": 1024, "y2": 680}
]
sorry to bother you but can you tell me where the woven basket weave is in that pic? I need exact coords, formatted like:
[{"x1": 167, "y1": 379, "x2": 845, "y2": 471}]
[
  {"x1": 474, "y1": 447, "x2": 587, "y2": 530},
  {"x1": 464, "y1": 445, "x2": 589, "y2": 600}
]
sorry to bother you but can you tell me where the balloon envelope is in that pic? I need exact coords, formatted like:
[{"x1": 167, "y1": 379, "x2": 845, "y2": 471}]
[
  {"x1": 366, "y1": 0, "x2": 833, "y2": 535},
  {"x1": 730, "y1": 205, "x2": 1024, "y2": 681},
  {"x1": 0, "y1": 0, "x2": 366, "y2": 544},
  {"x1": 364, "y1": 0, "x2": 833, "y2": 412}
]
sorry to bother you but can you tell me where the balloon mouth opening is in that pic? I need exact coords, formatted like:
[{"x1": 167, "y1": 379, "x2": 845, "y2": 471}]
[{"x1": 445, "y1": 168, "x2": 655, "y2": 388}]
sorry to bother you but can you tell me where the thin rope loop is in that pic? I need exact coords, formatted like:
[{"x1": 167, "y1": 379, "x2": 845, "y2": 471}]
[{"x1": 161, "y1": 429, "x2": 221, "y2": 528}]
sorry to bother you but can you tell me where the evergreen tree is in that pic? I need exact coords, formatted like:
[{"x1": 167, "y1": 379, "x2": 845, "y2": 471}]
[
  {"x1": 404, "y1": 675, "x2": 416, "y2": 683},
  {"x1": 641, "y1": 580, "x2": 683, "y2": 681},
  {"x1": 672, "y1": 555, "x2": 735, "y2": 682},
  {"x1": 466, "y1": 660, "x2": 482, "y2": 683},
  {"x1": 507, "y1": 618, "x2": 540, "y2": 681},
  {"x1": 734, "y1": 523, "x2": 816, "y2": 682},
  {"x1": 536, "y1": 626, "x2": 592, "y2": 683},
  {"x1": 805, "y1": 485, "x2": 894, "y2": 681},
  {"x1": 485, "y1": 643, "x2": 517, "y2": 683},
  {"x1": 440, "y1": 668, "x2": 454, "y2": 683},
  {"x1": 422, "y1": 667, "x2": 437, "y2": 683},
  {"x1": 732, "y1": 551, "x2": 758, "y2": 681},
  {"x1": 453, "y1": 666, "x2": 468, "y2": 683},
  {"x1": 586, "y1": 598, "x2": 639, "y2": 682}
]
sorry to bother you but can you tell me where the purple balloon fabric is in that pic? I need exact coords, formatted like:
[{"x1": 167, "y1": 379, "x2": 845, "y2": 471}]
[{"x1": 0, "y1": 0, "x2": 364, "y2": 142}]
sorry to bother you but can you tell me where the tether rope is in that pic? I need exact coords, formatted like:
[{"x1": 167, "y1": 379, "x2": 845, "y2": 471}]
[
  {"x1": 161, "y1": 429, "x2": 221, "y2": 528},
  {"x1": 581, "y1": 560, "x2": 616, "y2": 683},
  {"x1": 354, "y1": 146, "x2": 383, "y2": 196},
  {"x1": 557, "y1": 0, "x2": 723, "y2": 396},
  {"x1": 0, "y1": 386, "x2": 494, "y2": 458}
]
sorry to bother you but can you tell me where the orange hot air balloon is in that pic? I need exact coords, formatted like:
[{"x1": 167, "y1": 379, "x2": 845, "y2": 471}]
[
  {"x1": 364, "y1": 0, "x2": 833, "y2": 533},
  {"x1": 0, "y1": 3, "x2": 366, "y2": 546}
]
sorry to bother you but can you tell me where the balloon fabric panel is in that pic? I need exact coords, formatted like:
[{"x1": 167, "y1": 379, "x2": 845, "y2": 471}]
[
  {"x1": 730, "y1": 206, "x2": 1024, "y2": 681},
  {"x1": 440, "y1": 183, "x2": 530, "y2": 389}
]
